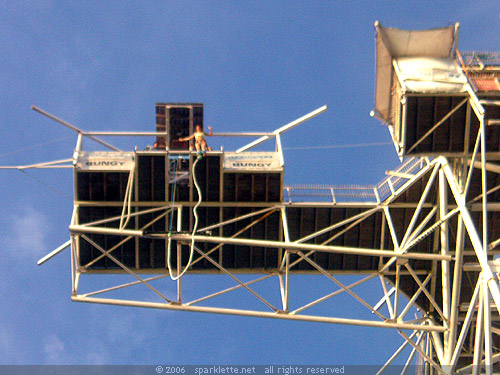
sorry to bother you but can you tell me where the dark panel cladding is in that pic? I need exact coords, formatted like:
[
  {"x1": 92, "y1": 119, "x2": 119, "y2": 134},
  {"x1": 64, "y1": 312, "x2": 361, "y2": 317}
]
[
  {"x1": 403, "y1": 95, "x2": 500, "y2": 155},
  {"x1": 77, "y1": 172, "x2": 130, "y2": 202},
  {"x1": 168, "y1": 107, "x2": 191, "y2": 151},
  {"x1": 169, "y1": 157, "x2": 190, "y2": 202},
  {"x1": 78, "y1": 206, "x2": 135, "y2": 269},
  {"x1": 137, "y1": 155, "x2": 166, "y2": 202},
  {"x1": 77, "y1": 151, "x2": 285, "y2": 271},
  {"x1": 155, "y1": 103, "x2": 203, "y2": 151},
  {"x1": 223, "y1": 173, "x2": 236, "y2": 202},
  {"x1": 285, "y1": 207, "x2": 385, "y2": 272},
  {"x1": 138, "y1": 208, "x2": 168, "y2": 269},
  {"x1": 484, "y1": 104, "x2": 500, "y2": 151},
  {"x1": 192, "y1": 155, "x2": 221, "y2": 202},
  {"x1": 267, "y1": 174, "x2": 281, "y2": 202},
  {"x1": 404, "y1": 95, "x2": 474, "y2": 155},
  {"x1": 185, "y1": 207, "x2": 220, "y2": 271},
  {"x1": 220, "y1": 207, "x2": 281, "y2": 270},
  {"x1": 223, "y1": 173, "x2": 282, "y2": 202}
]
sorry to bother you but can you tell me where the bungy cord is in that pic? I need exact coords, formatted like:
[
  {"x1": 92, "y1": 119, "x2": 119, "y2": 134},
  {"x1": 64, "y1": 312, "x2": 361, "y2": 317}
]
[{"x1": 167, "y1": 157, "x2": 202, "y2": 280}]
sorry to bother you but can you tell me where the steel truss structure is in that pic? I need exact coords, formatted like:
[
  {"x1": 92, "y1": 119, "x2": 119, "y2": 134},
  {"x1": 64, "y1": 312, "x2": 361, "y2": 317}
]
[
  {"x1": 65, "y1": 155, "x2": 500, "y2": 374},
  {"x1": 3, "y1": 22, "x2": 500, "y2": 375}
]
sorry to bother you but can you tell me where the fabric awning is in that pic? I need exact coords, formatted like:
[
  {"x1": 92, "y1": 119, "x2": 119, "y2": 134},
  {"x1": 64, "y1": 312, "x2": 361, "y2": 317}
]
[{"x1": 374, "y1": 22, "x2": 459, "y2": 124}]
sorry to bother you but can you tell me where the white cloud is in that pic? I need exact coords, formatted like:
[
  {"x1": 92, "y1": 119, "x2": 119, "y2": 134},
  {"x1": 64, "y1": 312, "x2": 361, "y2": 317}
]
[
  {"x1": 108, "y1": 312, "x2": 153, "y2": 348},
  {"x1": 90, "y1": 307, "x2": 150, "y2": 348},
  {"x1": 5, "y1": 206, "x2": 50, "y2": 258},
  {"x1": 85, "y1": 339, "x2": 110, "y2": 365},
  {"x1": 43, "y1": 333, "x2": 65, "y2": 363}
]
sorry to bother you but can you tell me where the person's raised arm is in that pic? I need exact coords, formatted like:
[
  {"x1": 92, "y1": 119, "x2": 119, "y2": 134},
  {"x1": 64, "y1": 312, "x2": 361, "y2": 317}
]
[
  {"x1": 205, "y1": 126, "x2": 213, "y2": 136},
  {"x1": 179, "y1": 134, "x2": 194, "y2": 142}
]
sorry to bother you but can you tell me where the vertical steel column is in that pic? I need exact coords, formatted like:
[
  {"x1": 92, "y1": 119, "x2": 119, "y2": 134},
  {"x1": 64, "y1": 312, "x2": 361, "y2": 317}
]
[
  {"x1": 450, "y1": 277, "x2": 481, "y2": 371},
  {"x1": 134, "y1": 152, "x2": 140, "y2": 269},
  {"x1": 400, "y1": 96, "x2": 407, "y2": 155},
  {"x1": 393, "y1": 264, "x2": 400, "y2": 319},
  {"x1": 74, "y1": 235, "x2": 82, "y2": 293},
  {"x1": 446, "y1": 217, "x2": 465, "y2": 365},
  {"x1": 478, "y1": 115, "x2": 492, "y2": 375},
  {"x1": 441, "y1": 158, "x2": 500, "y2": 314},
  {"x1": 483, "y1": 279, "x2": 492, "y2": 375},
  {"x1": 479, "y1": 117, "x2": 488, "y2": 257},
  {"x1": 276, "y1": 134, "x2": 284, "y2": 167},
  {"x1": 280, "y1": 207, "x2": 290, "y2": 312},
  {"x1": 72, "y1": 203, "x2": 81, "y2": 294},
  {"x1": 75, "y1": 133, "x2": 83, "y2": 152},
  {"x1": 70, "y1": 235, "x2": 76, "y2": 295},
  {"x1": 472, "y1": 283, "x2": 484, "y2": 375},
  {"x1": 461, "y1": 104, "x2": 472, "y2": 192},
  {"x1": 439, "y1": 168, "x2": 451, "y2": 356},
  {"x1": 177, "y1": 206, "x2": 183, "y2": 302}
]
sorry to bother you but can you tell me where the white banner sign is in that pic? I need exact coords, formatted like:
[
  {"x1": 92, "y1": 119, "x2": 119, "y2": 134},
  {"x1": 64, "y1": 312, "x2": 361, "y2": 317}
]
[
  {"x1": 75, "y1": 152, "x2": 135, "y2": 171},
  {"x1": 223, "y1": 152, "x2": 282, "y2": 171}
]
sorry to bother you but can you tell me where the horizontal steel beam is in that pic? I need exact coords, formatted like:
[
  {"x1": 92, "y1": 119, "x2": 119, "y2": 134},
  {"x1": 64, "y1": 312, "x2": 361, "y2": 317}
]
[
  {"x1": 76, "y1": 268, "x2": 429, "y2": 276},
  {"x1": 73, "y1": 201, "x2": 381, "y2": 208},
  {"x1": 82, "y1": 131, "x2": 274, "y2": 137},
  {"x1": 70, "y1": 225, "x2": 140, "y2": 237},
  {"x1": 68, "y1": 225, "x2": 452, "y2": 261},
  {"x1": 69, "y1": 200, "x2": 500, "y2": 212},
  {"x1": 72, "y1": 295, "x2": 445, "y2": 332},
  {"x1": 170, "y1": 234, "x2": 453, "y2": 261}
]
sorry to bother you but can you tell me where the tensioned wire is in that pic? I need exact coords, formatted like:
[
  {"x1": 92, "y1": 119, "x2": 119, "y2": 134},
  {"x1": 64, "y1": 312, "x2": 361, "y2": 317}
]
[
  {"x1": 283, "y1": 141, "x2": 392, "y2": 151},
  {"x1": 4, "y1": 140, "x2": 393, "y2": 202}
]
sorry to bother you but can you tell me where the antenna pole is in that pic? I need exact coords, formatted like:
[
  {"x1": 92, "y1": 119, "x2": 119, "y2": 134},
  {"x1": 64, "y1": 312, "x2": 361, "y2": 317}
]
[
  {"x1": 235, "y1": 105, "x2": 327, "y2": 153},
  {"x1": 37, "y1": 239, "x2": 72, "y2": 266},
  {"x1": 31, "y1": 106, "x2": 121, "y2": 151}
]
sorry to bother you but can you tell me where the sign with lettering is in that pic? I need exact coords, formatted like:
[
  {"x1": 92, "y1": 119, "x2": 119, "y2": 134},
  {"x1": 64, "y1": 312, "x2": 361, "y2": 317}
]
[
  {"x1": 223, "y1": 152, "x2": 282, "y2": 171},
  {"x1": 75, "y1": 152, "x2": 135, "y2": 171}
]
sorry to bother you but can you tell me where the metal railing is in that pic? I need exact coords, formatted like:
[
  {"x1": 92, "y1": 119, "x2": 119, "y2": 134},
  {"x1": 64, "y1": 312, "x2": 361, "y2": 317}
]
[
  {"x1": 459, "y1": 51, "x2": 500, "y2": 68},
  {"x1": 284, "y1": 157, "x2": 427, "y2": 204}
]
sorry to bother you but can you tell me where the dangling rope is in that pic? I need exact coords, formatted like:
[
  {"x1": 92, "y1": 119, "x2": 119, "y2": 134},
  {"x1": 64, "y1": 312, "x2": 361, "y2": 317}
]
[
  {"x1": 168, "y1": 158, "x2": 179, "y2": 233},
  {"x1": 166, "y1": 157, "x2": 202, "y2": 280},
  {"x1": 119, "y1": 168, "x2": 135, "y2": 230}
]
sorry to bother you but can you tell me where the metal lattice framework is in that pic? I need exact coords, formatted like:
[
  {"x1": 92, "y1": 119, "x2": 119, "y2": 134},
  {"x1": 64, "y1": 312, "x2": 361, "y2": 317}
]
[
  {"x1": 65, "y1": 156, "x2": 500, "y2": 374},
  {"x1": 3, "y1": 22, "x2": 500, "y2": 375},
  {"x1": 12, "y1": 102, "x2": 500, "y2": 374}
]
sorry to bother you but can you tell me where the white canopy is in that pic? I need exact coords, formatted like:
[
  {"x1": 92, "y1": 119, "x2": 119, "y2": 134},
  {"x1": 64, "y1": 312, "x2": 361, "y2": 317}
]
[{"x1": 374, "y1": 21, "x2": 459, "y2": 124}]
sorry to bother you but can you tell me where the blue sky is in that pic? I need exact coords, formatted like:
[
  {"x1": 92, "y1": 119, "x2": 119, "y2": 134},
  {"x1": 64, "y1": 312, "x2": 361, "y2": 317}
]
[{"x1": 1, "y1": 0, "x2": 500, "y2": 366}]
